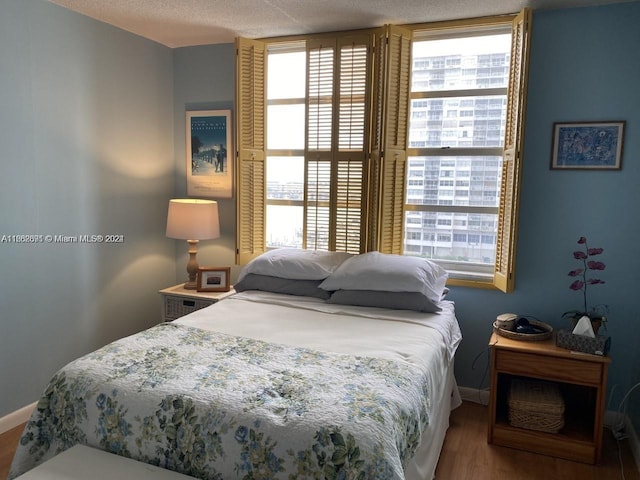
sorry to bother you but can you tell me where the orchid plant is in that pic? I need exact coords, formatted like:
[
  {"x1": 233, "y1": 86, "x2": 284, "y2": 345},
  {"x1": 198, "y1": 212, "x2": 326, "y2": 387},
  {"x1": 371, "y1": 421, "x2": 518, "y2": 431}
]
[{"x1": 563, "y1": 236, "x2": 608, "y2": 322}]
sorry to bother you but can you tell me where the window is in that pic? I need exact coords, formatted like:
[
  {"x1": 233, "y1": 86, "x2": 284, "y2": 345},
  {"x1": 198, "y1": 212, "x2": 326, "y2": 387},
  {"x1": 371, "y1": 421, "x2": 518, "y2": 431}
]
[
  {"x1": 266, "y1": 47, "x2": 306, "y2": 249},
  {"x1": 237, "y1": 34, "x2": 379, "y2": 257},
  {"x1": 403, "y1": 11, "x2": 531, "y2": 291},
  {"x1": 406, "y1": 30, "x2": 509, "y2": 278},
  {"x1": 236, "y1": 10, "x2": 531, "y2": 292}
]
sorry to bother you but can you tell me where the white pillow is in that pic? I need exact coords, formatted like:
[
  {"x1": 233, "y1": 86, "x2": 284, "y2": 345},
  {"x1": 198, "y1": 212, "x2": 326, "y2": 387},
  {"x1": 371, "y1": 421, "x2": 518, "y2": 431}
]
[
  {"x1": 319, "y1": 251, "x2": 448, "y2": 304},
  {"x1": 237, "y1": 249, "x2": 353, "y2": 281}
]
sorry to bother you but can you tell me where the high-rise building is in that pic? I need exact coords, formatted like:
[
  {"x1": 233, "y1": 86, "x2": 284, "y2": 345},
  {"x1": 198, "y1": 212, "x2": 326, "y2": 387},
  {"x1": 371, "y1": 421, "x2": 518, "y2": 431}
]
[{"x1": 405, "y1": 46, "x2": 510, "y2": 266}]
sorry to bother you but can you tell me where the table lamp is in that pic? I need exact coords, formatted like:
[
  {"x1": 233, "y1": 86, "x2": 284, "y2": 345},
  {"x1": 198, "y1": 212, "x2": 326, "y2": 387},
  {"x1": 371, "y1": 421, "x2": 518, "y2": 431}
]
[{"x1": 166, "y1": 199, "x2": 220, "y2": 289}]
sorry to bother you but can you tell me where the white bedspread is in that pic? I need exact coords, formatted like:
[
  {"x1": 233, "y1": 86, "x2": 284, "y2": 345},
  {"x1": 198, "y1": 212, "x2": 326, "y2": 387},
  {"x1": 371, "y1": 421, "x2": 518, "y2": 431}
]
[{"x1": 179, "y1": 291, "x2": 461, "y2": 362}]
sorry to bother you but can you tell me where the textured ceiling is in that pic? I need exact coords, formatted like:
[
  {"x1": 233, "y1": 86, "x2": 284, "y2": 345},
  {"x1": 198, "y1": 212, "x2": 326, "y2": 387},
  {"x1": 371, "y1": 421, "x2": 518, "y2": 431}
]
[{"x1": 47, "y1": 0, "x2": 633, "y2": 48}]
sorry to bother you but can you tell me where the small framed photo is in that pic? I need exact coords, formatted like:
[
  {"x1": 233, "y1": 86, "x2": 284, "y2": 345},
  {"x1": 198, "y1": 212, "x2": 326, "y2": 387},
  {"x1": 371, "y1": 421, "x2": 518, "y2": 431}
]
[
  {"x1": 551, "y1": 121, "x2": 625, "y2": 170},
  {"x1": 196, "y1": 266, "x2": 231, "y2": 292}
]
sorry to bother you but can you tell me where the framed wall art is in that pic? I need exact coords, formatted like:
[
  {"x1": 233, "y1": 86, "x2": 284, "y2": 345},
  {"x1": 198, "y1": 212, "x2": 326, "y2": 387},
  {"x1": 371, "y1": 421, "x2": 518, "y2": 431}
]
[
  {"x1": 550, "y1": 121, "x2": 625, "y2": 170},
  {"x1": 196, "y1": 266, "x2": 231, "y2": 292},
  {"x1": 186, "y1": 110, "x2": 233, "y2": 198}
]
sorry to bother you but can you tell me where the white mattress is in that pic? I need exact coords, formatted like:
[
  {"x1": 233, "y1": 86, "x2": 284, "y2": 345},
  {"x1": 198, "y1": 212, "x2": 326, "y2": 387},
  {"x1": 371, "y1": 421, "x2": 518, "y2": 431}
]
[{"x1": 178, "y1": 291, "x2": 462, "y2": 480}]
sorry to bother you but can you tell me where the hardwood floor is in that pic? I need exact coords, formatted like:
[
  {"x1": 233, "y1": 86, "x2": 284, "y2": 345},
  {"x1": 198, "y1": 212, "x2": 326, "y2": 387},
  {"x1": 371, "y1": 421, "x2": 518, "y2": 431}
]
[
  {"x1": 1, "y1": 423, "x2": 24, "y2": 480},
  {"x1": 436, "y1": 402, "x2": 640, "y2": 480},
  {"x1": 1, "y1": 402, "x2": 638, "y2": 480}
]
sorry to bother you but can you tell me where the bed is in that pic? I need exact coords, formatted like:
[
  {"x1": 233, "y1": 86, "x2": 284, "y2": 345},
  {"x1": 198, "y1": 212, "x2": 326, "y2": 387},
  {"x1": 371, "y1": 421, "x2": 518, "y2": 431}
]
[{"x1": 9, "y1": 250, "x2": 462, "y2": 480}]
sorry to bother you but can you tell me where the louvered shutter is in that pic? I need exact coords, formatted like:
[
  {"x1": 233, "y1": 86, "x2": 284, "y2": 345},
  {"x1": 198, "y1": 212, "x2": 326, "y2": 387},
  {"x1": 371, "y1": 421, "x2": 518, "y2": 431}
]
[
  {"x1": 370, "y1": 26, "x2": 412, "y2": 254},
  {"x1": 305, "y1": 35, "x2": 371, "y2": 253},
  {"x1": 235, "y1": 38, "x2": 267, "y2": 264},
  {"x1": 368, "y1": 29, "x2": 386, "y2": 252},
  {"x1": 335, "y1": 37, "x2": 370, "y2": 253},
  {"x1": 493, "y1": 9, "x2": 532, "y2": 292},
  {"x1": 305, "y1": 42, "x2": 334, "y2": 251}
]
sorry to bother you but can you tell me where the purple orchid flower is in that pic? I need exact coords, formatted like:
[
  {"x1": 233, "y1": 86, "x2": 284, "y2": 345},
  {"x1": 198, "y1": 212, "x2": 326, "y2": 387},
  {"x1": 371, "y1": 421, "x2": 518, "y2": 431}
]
[{"x1": 567, "y1": 236, "x2": 606, "y2": 317}]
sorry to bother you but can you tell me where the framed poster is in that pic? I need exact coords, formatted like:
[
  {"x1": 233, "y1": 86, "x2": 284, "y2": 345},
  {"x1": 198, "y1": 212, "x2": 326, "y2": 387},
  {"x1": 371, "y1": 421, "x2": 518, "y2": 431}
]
[
  {"x1": 550, "y1": 121, "x2": 625, "y2": 170},
  {"x1": 186, "y1": 110, "x2": 233, "y2": 197}
]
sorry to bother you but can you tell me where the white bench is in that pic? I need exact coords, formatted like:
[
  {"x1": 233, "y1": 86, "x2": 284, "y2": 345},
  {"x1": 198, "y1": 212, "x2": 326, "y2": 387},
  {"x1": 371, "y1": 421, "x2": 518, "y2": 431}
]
[{"x1": 14, "y1": 445, "x2": 196, "y2": 479}]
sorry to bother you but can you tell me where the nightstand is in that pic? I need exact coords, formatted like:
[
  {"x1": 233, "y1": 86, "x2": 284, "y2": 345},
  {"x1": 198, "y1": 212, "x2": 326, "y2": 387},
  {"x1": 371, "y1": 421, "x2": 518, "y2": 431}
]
[
  {"x1": 159, "y1": 283, "x2": 235, "y2": 322},
  {"x1": 487, "y1": 332, "x2": 610, "y2": 464}
]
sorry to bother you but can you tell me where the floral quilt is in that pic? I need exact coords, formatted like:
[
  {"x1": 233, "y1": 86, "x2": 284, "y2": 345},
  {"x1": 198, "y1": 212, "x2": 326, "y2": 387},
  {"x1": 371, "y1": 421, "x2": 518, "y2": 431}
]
[{"x1": 10, "y1": 322, "x2": 432, "y2": 480}]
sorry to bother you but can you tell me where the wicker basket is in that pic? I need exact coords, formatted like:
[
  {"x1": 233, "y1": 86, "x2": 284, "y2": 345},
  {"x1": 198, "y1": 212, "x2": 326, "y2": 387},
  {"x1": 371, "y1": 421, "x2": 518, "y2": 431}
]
[
  {"x1": 163, "y1": 296, "x2": 213, "y2": 321},
  {"x1": 508, "y1": 379, "x2": 565, "y2": 433}
]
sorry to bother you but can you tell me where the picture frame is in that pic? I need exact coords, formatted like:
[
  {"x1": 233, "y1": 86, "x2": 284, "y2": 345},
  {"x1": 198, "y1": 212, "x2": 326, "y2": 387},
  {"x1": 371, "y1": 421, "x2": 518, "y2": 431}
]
[
  {"x1": 550, "y1": 121, "x2": 625, "y2": 170},
  {"x1": 186, "y1": 110, "x2": 233, "y2": 198},
  {"x1": 196, "y1": 266, "x2": 231, "y2": 292}
]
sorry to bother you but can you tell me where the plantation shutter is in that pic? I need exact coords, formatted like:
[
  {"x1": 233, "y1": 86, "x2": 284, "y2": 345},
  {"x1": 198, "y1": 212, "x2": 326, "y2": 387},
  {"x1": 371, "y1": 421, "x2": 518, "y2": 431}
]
[
  {"x1": 493, "y1": 9, "x2": 532, "y2": 292},
  {"x1": 369, "y1": 25, "x2": 412, "y2": 254},
  {"x1": 305, "y1": 35, "x2": 371, "y2": 253},
  {"x1": 368, "y1": 29, "x2": 385, "y2": 252},
  {"x1": 305, "y1": 40, "x2": 334, "y2": 251},
  {"x1": 335, "y1": 36, "x2": 370, "y2": 253},
  {"x1": 235, "y1": 37, "x2": 267, "y2": 264}
]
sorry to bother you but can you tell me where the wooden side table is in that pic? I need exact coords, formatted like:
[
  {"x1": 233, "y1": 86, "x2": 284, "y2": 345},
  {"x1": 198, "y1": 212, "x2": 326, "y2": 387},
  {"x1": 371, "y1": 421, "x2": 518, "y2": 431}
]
[
  {"x1": 487, "y1": 332, "x2": 610, "y2": 464},
  {"x1": 159, "y1": 283, "x2": 235, "y2": 322}
]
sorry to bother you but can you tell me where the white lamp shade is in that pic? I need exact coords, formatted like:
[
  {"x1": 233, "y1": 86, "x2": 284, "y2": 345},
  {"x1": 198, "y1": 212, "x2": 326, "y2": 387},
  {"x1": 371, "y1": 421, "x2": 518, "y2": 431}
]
[{"x1": 166, "y1": 199, "x2": 220, "y2": 240}]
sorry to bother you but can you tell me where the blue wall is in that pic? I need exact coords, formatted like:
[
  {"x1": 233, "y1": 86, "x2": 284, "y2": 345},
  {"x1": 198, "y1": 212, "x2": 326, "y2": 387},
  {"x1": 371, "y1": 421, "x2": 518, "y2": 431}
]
[
  {"x1": 448, "y1": 1, "x2": 640, "y2": 424},
  {"x1": 171, "y1": 44, "x2": 239, "y2": 281},
  {"x1": 0, "y1": 1, "x2": 176, "y2": 416}
]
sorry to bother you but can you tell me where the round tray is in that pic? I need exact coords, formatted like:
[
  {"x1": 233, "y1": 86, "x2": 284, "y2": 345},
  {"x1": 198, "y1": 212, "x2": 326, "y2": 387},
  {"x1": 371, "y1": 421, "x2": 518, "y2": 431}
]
[{"x1": 493, "y1": 319, "x2": 553, "y2": 341}]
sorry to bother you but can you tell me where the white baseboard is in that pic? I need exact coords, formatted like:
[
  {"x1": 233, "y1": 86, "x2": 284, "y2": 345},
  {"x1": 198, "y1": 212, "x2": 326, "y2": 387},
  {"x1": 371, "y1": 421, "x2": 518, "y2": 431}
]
[
  {"x1": 604, "y1": 410, "x2": 640, "y2": 470},
  {"x1": 0, "y1": 402, "x2": 36, "y2": 434},
  {"x1": 628, "y1": 419, "x2": 640, "y2": 473},
  {"x1": 458, "y1": 386, "x2": 490, "y2": 406}
]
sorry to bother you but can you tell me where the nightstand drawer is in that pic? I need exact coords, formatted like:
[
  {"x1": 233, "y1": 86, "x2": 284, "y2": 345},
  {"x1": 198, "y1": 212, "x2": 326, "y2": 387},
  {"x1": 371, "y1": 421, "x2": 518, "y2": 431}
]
[
  {"x1": 495, "y1": 350, "x2": 603, "y2": 385},
  {"x1": 163, "y1": 295, "x2": 214, "y2": 321}
]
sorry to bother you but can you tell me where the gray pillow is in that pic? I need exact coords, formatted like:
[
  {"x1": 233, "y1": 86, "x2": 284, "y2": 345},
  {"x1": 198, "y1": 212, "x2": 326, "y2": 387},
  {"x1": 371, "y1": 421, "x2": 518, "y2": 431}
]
[
  {"x1": 234, "y1": 274, "x2": 331, "y2": 299},
  {"x1": 327, "y1": 289, "x2": 442, "y2": 313},
  {"x1": 237, "y1": 249, "x2": 353, "y2": 281},
  {"x1": 319, "y1": 252, "x2": 448, "y2": 304}
]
